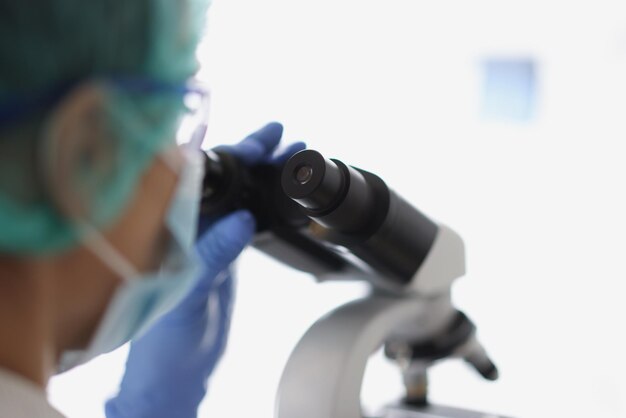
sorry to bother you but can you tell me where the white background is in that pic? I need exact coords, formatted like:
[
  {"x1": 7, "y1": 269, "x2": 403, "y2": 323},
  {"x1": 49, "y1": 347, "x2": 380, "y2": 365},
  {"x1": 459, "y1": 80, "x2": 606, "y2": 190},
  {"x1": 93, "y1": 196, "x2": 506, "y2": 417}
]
[{"x1": 49, "y1": 0, "x2": 626, "y2": 417}]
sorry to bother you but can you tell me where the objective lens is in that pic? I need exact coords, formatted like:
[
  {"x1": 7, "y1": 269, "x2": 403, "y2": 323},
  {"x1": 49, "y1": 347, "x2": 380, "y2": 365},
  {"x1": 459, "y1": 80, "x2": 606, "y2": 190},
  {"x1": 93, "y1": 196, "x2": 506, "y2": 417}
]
[{"x1": 295, "y1": 165, "x2": 314, "y2": 185}]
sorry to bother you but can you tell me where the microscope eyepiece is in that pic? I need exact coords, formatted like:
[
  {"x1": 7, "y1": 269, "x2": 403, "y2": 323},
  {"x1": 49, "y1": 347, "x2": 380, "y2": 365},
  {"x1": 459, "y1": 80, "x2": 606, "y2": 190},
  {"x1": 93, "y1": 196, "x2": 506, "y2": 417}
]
[{"x1": 281, "y1": 150, "x2": 345, "y2": 212}]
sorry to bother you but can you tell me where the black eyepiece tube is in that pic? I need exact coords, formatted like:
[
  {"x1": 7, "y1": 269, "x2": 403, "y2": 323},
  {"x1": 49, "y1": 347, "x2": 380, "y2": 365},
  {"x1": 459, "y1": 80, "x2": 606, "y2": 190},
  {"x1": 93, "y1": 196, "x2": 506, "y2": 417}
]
[{"x1": 282, "y1": 150, "x2": 440, "y2": 286}]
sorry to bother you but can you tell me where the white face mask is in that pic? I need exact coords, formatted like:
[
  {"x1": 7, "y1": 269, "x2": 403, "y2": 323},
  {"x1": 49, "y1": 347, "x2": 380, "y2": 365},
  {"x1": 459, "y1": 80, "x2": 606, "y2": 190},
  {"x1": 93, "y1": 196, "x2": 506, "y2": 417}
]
[{"x1": 58, "y1": 146, "x2": 205, "y2": 373}]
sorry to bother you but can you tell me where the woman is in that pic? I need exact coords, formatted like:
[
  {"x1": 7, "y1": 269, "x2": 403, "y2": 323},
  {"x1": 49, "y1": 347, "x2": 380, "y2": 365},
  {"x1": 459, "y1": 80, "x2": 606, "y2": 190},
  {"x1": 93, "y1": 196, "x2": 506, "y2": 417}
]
[{"x1": 0, "y1": 0, "x2": 303, "y2": 416}]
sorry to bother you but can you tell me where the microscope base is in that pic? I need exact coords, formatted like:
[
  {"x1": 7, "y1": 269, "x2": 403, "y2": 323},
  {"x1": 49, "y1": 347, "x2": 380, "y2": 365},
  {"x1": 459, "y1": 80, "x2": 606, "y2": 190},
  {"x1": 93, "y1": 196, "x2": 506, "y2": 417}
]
[{"x1": 381, "y1": 404, "x2": 512, "y2": 418}]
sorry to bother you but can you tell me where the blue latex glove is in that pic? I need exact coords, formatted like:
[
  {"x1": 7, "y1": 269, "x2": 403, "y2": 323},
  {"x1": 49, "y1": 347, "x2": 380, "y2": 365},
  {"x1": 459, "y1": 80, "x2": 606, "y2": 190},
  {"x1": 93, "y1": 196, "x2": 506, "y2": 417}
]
[{"x1": 105, "y1": 122, "x2": 305, "y2": 418}]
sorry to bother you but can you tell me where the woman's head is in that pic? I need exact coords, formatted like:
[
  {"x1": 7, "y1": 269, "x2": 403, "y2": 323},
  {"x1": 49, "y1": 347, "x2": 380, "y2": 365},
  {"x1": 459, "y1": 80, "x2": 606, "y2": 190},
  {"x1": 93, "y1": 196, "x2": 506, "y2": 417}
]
[
  {"x1": 0, "y1": 0, "x2": 211, "y2": 374},
  {"x1": 0, "y1": 0, "x2": 210, "y2": 253}
]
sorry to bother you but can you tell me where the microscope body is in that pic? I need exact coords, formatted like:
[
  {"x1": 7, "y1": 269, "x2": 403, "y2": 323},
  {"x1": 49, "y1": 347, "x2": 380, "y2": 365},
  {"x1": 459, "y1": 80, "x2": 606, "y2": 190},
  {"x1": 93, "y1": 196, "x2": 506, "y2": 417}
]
[
  {"x1": 201, "y1": 150, "x2": 456, "y2": 293},
  {"x1": 200, "y1": 149, "x2": 501, "y2": 418}
]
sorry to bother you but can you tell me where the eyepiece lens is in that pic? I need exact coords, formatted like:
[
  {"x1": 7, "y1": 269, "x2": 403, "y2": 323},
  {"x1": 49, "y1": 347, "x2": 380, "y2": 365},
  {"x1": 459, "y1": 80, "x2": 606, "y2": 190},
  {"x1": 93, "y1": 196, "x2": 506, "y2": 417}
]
[
  {"x1": 282, "y1": 150, "x2": 343, "y2": 211},
  {"x1": 295, "y1": 165, "x2": 314, "y2": 185}
]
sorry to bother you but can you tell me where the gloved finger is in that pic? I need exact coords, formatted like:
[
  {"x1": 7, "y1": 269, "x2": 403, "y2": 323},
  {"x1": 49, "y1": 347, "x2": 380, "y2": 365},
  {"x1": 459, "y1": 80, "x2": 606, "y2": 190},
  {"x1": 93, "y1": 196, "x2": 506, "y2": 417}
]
[
  {"x1": 204, "y1": 269, "x2": 235, "y2": 366},
  {"x1": 215, "y1": 269, "x2": 235, "y2": 328},
  {"x1": 214, "y1": 122, "x2": 284, "y2": 165},
  {"x1": 196, "y1": 210, "x2": 256, "y2": 279},
  {"x1": 270, "y1": 141, "x2": 306, "y2": 165},
  {"x1": 172, "y1": 211, "x2": 254, "y2": 317}
]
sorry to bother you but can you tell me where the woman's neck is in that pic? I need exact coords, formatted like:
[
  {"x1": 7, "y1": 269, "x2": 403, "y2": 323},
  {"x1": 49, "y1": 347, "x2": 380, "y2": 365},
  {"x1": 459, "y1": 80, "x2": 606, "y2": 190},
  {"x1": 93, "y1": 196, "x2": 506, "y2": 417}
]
[{"x1": 0, "y1": 261, "x2": 55, "y2": 388}]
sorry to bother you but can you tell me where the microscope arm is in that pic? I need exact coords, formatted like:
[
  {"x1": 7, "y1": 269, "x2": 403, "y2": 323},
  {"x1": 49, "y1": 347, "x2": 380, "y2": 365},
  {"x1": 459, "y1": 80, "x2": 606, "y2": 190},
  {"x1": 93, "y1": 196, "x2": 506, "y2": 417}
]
[
  {"x1": 276, "y1": 294, "x2": 440, "y2": 418},
  {"x1": 276, "y1": 223, "x2": 500, "y2": 418},
  {"x1": 275, "y1": 293, "x2": 503, "y2": 418}
]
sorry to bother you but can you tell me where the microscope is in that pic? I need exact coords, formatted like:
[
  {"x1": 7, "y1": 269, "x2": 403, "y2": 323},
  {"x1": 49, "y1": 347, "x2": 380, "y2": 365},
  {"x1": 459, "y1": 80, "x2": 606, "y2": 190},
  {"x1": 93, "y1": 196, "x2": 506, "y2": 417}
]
[{"x1": 200, "y1": 148, "x2": 507, "y2": 418}]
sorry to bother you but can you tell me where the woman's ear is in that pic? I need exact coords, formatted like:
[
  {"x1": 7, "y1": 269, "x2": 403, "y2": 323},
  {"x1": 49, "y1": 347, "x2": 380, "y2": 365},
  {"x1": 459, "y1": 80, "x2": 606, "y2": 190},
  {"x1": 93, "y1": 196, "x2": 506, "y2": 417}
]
[{"x1": 42, "y1": 83, "x2": 119, "y2": 223}]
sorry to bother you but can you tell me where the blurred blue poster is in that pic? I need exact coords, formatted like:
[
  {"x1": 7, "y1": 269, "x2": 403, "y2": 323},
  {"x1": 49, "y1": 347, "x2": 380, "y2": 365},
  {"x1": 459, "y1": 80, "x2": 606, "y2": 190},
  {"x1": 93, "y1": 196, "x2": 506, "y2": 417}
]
[{"x1": 482, "y1": 58, "x2": 537, "y2": 123}]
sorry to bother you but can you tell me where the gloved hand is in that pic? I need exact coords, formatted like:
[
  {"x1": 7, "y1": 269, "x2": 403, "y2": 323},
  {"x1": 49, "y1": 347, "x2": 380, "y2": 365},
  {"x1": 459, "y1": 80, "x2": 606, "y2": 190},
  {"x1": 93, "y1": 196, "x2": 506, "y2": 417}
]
[{"x1": 105, "y1": 122, "x2": 305, "y2": 418}]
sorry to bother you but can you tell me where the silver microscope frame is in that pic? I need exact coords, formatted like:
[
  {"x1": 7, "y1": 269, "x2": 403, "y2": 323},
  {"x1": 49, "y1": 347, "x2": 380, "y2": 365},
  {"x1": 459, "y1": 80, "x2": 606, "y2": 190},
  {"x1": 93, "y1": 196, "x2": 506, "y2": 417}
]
[{"x1": 275, "y1": 224, "x2": 509, "y2": 418}]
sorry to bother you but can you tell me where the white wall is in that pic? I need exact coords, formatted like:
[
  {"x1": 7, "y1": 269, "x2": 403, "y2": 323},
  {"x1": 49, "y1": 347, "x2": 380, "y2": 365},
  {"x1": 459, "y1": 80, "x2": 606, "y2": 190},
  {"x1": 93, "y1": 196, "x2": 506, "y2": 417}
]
[{"x1": 49, "y1": 1, "x2": 626, "y2": 417}]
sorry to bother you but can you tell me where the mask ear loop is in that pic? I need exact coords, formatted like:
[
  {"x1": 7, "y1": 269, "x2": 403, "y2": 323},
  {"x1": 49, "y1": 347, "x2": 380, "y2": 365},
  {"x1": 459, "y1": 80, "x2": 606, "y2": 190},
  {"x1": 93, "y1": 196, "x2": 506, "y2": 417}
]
[{"x1": 77, "y1": 221, "x2": 139, "y2": 281}]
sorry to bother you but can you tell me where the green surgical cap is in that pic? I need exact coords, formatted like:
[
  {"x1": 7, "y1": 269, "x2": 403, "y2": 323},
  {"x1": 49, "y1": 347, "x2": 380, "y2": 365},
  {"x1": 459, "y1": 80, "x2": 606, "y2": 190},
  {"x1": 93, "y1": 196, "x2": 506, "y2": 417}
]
[{"x1": 0, "y1": 0, "x2": 211, "y2": 254}]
